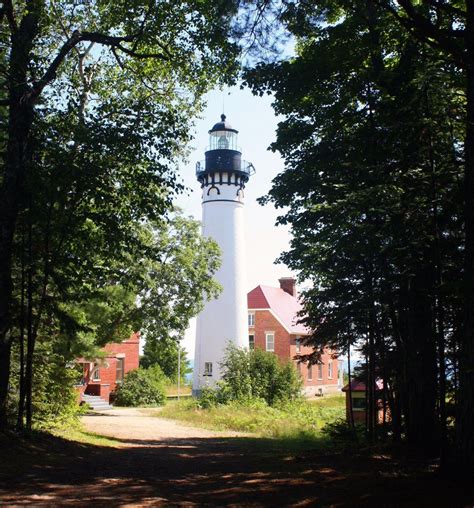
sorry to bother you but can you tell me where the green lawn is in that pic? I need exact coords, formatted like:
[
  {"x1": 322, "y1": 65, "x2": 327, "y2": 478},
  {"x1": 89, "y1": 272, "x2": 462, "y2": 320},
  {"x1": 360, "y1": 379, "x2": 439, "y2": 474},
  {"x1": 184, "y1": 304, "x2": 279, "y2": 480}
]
[
  {"x1": 158, "y1": 394, "x2": 345, "y2": 439},
  {"x1": 164, "y1": 382, "x2": 192, "y2": 397}
]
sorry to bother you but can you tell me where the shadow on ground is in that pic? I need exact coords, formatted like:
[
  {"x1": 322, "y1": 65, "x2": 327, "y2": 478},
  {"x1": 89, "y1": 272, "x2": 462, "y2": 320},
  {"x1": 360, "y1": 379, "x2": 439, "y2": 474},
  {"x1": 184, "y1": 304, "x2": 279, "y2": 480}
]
[{"x1": 0, "y1": 431, "x2": 472, "y2": 506}]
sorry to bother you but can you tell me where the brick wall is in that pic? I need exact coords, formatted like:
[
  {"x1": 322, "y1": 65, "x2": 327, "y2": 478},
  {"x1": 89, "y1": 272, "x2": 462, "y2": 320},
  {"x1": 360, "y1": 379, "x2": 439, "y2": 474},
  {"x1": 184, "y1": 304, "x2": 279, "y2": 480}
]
[
  {"x1": 250, "y1": 310, "x2": 290, "y2": 359},
  {"x1": 84, "y1": 332, "x2": 140, "y2": 400},
  {"x1": 249, "y1": 311, "x2": 339, "y2": 393}
]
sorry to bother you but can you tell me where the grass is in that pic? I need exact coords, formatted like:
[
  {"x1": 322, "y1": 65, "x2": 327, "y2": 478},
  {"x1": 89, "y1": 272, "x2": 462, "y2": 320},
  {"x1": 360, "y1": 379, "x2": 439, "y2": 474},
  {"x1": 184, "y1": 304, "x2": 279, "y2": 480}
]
[
  {"x1": 51, "y1": 426, "x2": 122, "y2": 447},
  {"x1": 158, "y1": 394, "x2": 345, "y2": 440},
  {"x1": 164, "y1": 382, "x2": 192, "y2": 397}
]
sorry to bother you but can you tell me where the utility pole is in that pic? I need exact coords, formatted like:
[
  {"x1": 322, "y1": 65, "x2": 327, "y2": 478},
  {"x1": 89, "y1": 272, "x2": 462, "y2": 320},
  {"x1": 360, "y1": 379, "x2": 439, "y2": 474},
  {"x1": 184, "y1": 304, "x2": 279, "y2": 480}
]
[{"x1": 177, "y1": 343, "x2": 181, "y2": 401}]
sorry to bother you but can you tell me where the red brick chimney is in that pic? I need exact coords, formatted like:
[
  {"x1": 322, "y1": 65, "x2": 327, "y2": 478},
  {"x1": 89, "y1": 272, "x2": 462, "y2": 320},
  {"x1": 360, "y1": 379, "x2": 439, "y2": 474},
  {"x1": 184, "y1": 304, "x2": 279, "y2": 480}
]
[{"x1": 279, "y1": 277, "x2": 297, "y2": 297}]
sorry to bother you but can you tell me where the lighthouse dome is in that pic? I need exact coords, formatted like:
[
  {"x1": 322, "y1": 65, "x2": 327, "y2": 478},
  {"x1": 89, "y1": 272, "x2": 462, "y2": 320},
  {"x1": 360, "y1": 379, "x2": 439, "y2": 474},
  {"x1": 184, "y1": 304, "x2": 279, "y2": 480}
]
[{"x1": 209, "y1": 114, "x2": 238, "y2": 134}]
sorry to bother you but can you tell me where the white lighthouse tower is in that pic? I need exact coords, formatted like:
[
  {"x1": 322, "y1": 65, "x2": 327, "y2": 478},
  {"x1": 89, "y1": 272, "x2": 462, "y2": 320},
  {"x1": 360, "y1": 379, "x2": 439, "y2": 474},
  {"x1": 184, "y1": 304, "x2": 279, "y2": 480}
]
[{"x1": 192, "y1": 115, "x2": 255, "y2": 395}]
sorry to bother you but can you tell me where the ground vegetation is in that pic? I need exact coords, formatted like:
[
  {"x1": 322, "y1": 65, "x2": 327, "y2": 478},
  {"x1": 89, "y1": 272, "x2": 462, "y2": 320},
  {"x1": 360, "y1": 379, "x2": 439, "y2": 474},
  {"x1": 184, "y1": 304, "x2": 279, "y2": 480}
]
[{"x1": 160, "y1": 395, "x2": 345, "y2": 440}]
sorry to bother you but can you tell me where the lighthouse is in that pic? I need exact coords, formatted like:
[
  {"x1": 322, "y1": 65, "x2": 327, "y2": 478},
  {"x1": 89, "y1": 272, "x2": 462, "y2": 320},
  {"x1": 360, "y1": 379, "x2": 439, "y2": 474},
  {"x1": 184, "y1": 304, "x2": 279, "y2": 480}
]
[{"x1": 192, "y1": 115, "x2": 255, "y2": 395}]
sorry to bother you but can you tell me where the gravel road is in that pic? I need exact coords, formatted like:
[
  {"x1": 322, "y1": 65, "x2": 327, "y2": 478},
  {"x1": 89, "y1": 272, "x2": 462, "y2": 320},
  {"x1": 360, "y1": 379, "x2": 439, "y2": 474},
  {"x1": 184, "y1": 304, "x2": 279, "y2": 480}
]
[{"x1": 81, "y1": 407, "x2": 246, "y2": 443}]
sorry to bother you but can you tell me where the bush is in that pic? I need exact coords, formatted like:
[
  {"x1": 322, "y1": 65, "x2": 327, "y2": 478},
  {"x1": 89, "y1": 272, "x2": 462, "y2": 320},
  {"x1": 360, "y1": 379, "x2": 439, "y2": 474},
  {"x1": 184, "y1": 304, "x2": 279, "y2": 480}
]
[
  {"x1": 114, "y1": 366, "x2": 166, "y2": 407},
  {"x1": 202, "y1": 344, "x2": 303, "y2": 407},
  {"x1": 32, "y1": 350, "x2": 86, "y2": 430},
  {"x1": 248, "y1": 348, "x2": 302, "y2": 405},
  {"x1": 321, "y1": 418, "x2": 362, "y2": 442}
]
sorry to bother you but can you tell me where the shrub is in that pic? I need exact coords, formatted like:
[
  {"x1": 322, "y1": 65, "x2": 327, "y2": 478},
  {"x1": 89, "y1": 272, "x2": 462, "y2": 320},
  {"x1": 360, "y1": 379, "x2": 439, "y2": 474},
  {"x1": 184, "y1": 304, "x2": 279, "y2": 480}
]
[
  {"x1": 203, "y1": 344, "x2": 303, "y2": 407},
  {"x1": 114, "y1": 366, "x2": 166, "y2": 407},
  {"x1": 321, "y1": 418, "x2": 362, "y2": 442},
  {"x1": 249, "y1": 348, "x2": 302, "y2": 405},
  {"x1": 30, "y1": 349, "x2": 86, "y2": 430}
]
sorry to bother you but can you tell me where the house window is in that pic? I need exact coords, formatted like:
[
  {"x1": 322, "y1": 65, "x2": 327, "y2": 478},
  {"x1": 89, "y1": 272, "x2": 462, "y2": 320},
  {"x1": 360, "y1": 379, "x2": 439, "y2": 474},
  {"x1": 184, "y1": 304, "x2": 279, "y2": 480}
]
[
  {"x1": 249, "y1": 334, "x2": 255, "y2": 350},
  {"x1": 248, "y1": 312, "x2": 255, "y2": 327},
  {"x1": 295, "y1": 337, "x2": 301, "y2": 353},
  {"x1": 328, "y1": 360, "x2": 333, "y2": 379},
  {"x1": 91, "y1": 364, "x2": 100, "y2": 381},
  {"x1": 317, "y1": 363, "x2": 323, "y2": 380},
  {"x1": 308, "y1": 363, "x2": 313, "y2": 381},
  {"x1": 116, "y1": 358, "x2": 125, "y2": 383},
  {"x1": 265, "y1": 332, "x2": 275, "y2": 352},
  {"x1": 297, "y1": 362, "x2": 301, "y2": 375},
  {"x1": 204, "y1": 362, "x2": 213, "y2": 376}
]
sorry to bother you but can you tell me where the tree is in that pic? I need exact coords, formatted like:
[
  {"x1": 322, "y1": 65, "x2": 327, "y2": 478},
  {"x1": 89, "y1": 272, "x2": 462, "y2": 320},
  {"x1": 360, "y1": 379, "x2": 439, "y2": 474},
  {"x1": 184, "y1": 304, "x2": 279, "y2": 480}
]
[
  {"x1": 245, "y1": 0, "x2": 464, "y2": 456},
  {"x1": 11, "y1": 204, "x2": 220, "y2": 428},
  {"x1": 141, "y1": 336, "x2": 190, "y2": 381},
  {"x1": 138, "y1": 212, "x2": 222, "y2": 380},
  {"x1": 135, "y1": 214, "x2": 222, "y2": 344},
  {"x1": 0, "y1": 0, "x2": 240, "y2": 426},
  {"x1": 372, "y1": 0, "x2": 473, "y2": 472}
]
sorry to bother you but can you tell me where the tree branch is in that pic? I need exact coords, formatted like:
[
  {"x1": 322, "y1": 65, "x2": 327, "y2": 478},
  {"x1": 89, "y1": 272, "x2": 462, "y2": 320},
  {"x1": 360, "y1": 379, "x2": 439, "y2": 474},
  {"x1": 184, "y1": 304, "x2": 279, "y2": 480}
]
[
  {"x1": 425, "y1": 0, "x2": 466, "y2": 20},
  {"x1": 29, "y1": 30, "x2": 168, "y2": 103},
  {"x1": 2, "y1": 0, "x2": 18, "y2": 33},
  {"x1": 375, "y1": 0, "x2": 465, "y2": 66}
]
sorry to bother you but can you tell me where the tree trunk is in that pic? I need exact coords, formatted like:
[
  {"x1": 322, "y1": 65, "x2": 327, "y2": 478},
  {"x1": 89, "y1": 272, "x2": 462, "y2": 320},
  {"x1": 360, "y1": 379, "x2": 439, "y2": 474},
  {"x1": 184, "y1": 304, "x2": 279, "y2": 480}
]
[
  {"x1": 405, "y1": 265, "x2": 438, "y2": 453},
  {"x1": 25, "y1": 217, "x2": 34, "y2": 433},
  {"x1": 0, "y1": 9, "x2": 39, "y2": 427},
  {"x1": 0, "y1": 341, "x2": 12, "y2": 426},
  {"x1": 16, "y1": 232, "x2": 26, "y2": 430}
]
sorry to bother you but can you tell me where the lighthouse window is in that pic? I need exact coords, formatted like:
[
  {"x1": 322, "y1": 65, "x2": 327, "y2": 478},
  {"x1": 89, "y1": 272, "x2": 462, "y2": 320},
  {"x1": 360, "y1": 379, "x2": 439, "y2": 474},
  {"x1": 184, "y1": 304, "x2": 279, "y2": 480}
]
[
  {"x1": 248, "y1": 312, "x2": 255, "y2": 327},
  {"x1": 265, "y1": 332, "x2": 275, "y2": 352},
  {"x1": 209, "y1": 130, "x2": 239, "y2": 151},
  {"x1": 204, "y1": 362, "x2": 213, "y2": 377}
]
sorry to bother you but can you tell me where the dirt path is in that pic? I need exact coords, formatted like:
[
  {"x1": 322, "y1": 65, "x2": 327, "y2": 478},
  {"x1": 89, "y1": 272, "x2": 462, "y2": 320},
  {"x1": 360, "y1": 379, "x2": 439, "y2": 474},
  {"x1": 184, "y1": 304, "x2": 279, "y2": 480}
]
[
  {"x1": 1, "y1": 408, "x2": 472, "y2": 506},
  {"x1": 81, "y1": 407, "x2": 247, "y2": 442}
]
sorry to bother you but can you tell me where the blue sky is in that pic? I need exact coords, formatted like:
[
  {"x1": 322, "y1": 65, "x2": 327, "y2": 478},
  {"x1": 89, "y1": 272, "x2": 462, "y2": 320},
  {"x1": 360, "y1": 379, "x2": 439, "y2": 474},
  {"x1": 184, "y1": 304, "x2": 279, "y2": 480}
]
[{"x1": 174, "y1": 84, "x2": 294, "y2": 357}]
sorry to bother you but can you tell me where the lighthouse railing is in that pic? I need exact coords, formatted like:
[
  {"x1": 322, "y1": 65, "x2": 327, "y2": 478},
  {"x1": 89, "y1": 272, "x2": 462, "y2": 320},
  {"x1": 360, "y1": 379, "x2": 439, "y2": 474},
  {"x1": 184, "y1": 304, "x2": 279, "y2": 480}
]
[{"x1": 196, "y1": 160, "x2": 256, "y2": 178}]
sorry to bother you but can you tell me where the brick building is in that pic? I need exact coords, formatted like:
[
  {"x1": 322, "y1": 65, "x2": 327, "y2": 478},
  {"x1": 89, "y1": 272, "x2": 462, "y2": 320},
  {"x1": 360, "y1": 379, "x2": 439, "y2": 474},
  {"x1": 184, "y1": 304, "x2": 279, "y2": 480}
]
[
  {"x1": 75, "y1": 332, "x2": 140, "y2": 404},
  {"x1": 248, "y1": 278, "x2": 342, "y2": 396}
]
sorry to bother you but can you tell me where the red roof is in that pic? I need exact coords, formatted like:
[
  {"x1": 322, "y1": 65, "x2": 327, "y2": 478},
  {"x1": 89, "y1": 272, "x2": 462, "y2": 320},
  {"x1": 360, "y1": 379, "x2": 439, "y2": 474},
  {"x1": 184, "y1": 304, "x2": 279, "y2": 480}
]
[
  {"x1": 247, "y1": 285, "x2": 309, "y2": 335},
  {"x1": 342, "y1": 380, "x2": 384, "y2": 392}
]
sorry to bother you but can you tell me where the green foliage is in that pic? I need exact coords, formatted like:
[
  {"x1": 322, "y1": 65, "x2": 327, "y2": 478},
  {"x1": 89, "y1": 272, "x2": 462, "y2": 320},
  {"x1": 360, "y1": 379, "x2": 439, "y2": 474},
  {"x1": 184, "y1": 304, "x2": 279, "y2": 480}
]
[
  {"x1": 249, "y1": 348, "x2": 302, "y2": 405},
  {"x1": 202, "y1": 345, "x2": 302, "y2": 407},
  {"x1": 141, "y1": 336, "x2": 190, "y2": 381},
  {"x1": 160, "y1": 396, "x2": 346, "y2": 439},
  {"x1": 321, "y1": 418, "x2": 363, "y2": 443},
  {"x1": 139, "y1": 212, "x2": 221, "y2": 379},
  {"x1": 32, "y1": 349, "x2": 87, "y2": 430},
  {"x1": 244, "y1": 0, "x2": 464, "y2": 448},
  {"x1": 1, "y1": 0, "x2": 237, "y2": 429},
  {"x1": 196, "y1": 383, "x2": 234, "y2": 409},
  {"x1": 114, "y1": 366, "x2": 166, "y2": 407}
]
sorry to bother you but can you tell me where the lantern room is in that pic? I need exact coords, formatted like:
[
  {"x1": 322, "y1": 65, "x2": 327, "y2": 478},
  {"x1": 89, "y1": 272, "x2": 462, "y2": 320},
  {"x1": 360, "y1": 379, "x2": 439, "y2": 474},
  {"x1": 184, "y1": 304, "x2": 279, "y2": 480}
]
[
  {"x1": 196, "y1": 114, "x2": 255, "y2": 181},
  {"x1": 208, "y1": 114, "x2": 240, "y2": 151}
]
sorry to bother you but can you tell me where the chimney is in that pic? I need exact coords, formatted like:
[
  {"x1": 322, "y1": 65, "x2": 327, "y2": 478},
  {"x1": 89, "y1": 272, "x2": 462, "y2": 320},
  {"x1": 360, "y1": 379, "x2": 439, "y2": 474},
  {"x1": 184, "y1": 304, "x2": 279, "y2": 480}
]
[{"x1": 279, "y1": 277, "x2": 297, "y2": 297}]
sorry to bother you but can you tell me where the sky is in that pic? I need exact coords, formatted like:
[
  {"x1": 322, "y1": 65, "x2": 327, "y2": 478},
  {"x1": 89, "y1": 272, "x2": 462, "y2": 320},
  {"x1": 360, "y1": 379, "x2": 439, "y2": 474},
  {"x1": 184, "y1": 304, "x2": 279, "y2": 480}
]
[{"x1": 173, "y1": 85, "x2": 294, "y2": 358}]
